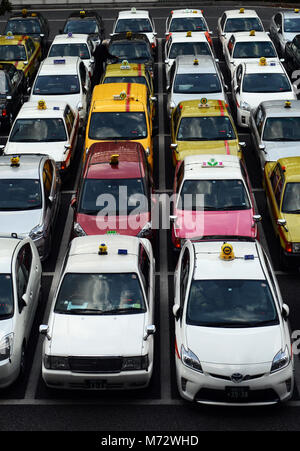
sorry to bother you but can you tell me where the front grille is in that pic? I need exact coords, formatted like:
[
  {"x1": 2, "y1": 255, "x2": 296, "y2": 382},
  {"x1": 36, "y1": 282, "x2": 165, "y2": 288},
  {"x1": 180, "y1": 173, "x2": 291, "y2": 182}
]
[
  {"x1": 208, "y1": 373, "x2": 265, "y2": 382},
  {"x1": 68, "y1": 357, "x2": 123, "y2": 373},
  {"x1": 195, "y1": 388, "x2": 279, "y2": 404}
]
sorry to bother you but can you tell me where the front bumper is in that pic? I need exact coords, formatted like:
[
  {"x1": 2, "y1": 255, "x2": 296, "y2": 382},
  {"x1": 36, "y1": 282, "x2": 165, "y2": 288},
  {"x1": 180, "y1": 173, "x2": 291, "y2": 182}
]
[
  {"x1": 0, "y1": 357, "x2": 20, "y2": 389},
  {"x1": 175, "y1": 358, "x2": 294, "y2": 406}
]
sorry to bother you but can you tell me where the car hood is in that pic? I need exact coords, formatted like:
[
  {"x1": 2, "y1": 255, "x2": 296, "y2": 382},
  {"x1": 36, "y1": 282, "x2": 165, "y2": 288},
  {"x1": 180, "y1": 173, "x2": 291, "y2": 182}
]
[
  {"x1": 0, "y1": 318, "x2": 13, "y2": 341},
  {"x1": 171, "y1": 92, "x2": 226, "y2": 108},
  {"x1": 186, "y1": 324, "x2": 282, "y2": 365},
  {"x1": 49, "y1": 313, "x2": 146, "y2": 357},
  {"x1": 0, "y1": 209, "x2": 42, "y2": 235},
  {"x1": 4, "y1": 141, "x2": 68, "y2": 163},
  {"x1": 263, "y1": 141, "x2": 300, "y2": 161},
  {"x1": 76, "y1": 212, "x2": 150, "y2": 236},
  {"x1": 174, "y1": 209, "x2": 256, "y2": 239},
  {"x1": 242, "y1": 91, "x2": 296, "y2": 110},
  {"x1": 176, "y1": 140, "x2": 241, "y2": 159}
]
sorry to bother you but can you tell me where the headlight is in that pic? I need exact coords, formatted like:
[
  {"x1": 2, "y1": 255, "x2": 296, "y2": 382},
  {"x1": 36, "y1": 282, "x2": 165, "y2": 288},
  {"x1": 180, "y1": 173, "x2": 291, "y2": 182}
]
[
  {"x1": 240, "y1": 101, "x2": 251, "y2": 112},
  {"x1": 122, "y1": 355, "x2": 149, "y2": 371},
  {"x1": 137, "y1": 222, "x2": 152, "y2": 238},
  {"x1": 73, "y1": 222, "x2": 86, "y2": 237},
  {"x1": 29, "y1": 225, "x2": 44, "y2": 241},
  {"x1": 271, "y1": 346, "x2": 290, "y2": 373},
  {"x1": 44, "y1": 355, "x2": 70, "y2": 371},
  {"x1": 0, "y1": 333, "x2": 14, "y2": 361},
  {"x1": 292, "y1": 243, "x2": 300, "y2": 253},
  {"x1": 181, "y1": 346, "x2": 203, "y2": 373}
]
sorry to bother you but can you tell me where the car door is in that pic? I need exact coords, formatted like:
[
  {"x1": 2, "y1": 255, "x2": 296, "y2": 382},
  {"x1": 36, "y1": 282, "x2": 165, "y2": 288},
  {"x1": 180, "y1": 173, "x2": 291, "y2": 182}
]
[
  {"x1": 64, "y1": 105, "x2": 79, "y2": 165},
  {"x1": 224, "y1": 34, "x2": 235, "y2": 70},
  {"x1": 232, "y1": 63, "x2": 243, "y2": 109},
  {"x1": 251, "y1": 106, "x2": 265, "y2": 167},
  {"x1": 265, "y1": 163, "x2": 285, "y2": 233},
  {"x1": 42, "y1": 159, "x2": 60, "y2": 240},
  {"x1": 79, "y1": 61, "x2": 90, "y2": 119}
]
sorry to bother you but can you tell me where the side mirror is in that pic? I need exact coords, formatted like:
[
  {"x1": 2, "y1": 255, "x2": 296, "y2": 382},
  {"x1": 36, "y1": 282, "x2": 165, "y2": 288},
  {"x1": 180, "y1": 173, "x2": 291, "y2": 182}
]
[
  {"x1": 150, "y1": 96, "x2": 157, "y2": 102},
  {"x1": 277, "y1": 218, "x2": 287, "y2": 227},
  {"x1": 64, "y1": 143, "x2": 71, "y2": 153},
  {"x1": 164, "y1": 58, "x2": 169, "y2": 64},
  {"x1": 40, "y1": 33, "x2": 45, "y2": 38},
  {"x1": 6, "y1": 95, "x2": 12, "y2": 100},
  {"x1": 239, "y1": 141, "x2": 246, "y2": 148},
  {"x1": 77, "y1": 102, "x2": 83, "y2": 111},
  {"x1": 39, "y1": 324, "x2": 51, "y2": 340},
  {"x1": 280, "y1": 58, "x2": 285, "y2": 63},
  {"x1": 23, "y1": 61, "x2": 28, "y2": 66},
  {"x1": 170, "y1": 143, "x2": 178, "y2": 149},
  {"x1": 19, "y1": 294, "x2": 27, "y2": 312},
  {"x1": 172, "y1": 304, "x2": 181, "y2": 321},
  {"x1": 90, "y1": 57, "x2": 95, "y2": 64},
  {"x1": 143, "y1": 325, "x2": 156, "y2": 341},
  {"x1": 259, "y1": 144, "x2": 266, "y2": 153},
  {"x1": 253, "y1": 214, "x2": 262, "y2": 222},
  {"x1": 48, "y1": 195, "x2": 54, "y2": 206},
  {"x1": 282, "y1": 303, "x2": 290, "y2": 320},
  {"x1": 170, "y1": 215, "x2": 177, "y2": 222},
  {"x1": 70, "y1": 197, "x2": 77, "y2": 209}
]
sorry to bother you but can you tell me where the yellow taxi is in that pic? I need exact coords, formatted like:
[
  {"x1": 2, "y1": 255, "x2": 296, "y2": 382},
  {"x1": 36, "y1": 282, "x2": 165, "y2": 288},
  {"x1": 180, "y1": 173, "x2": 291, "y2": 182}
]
[
  {"x1": 170, "y1": 98, "x2": 243, "y2": 165},
  {"x1": 85, "y1": 82, "x2": 154, "y2": 169},
  {"x1": 100, "y1": 60, "x2": 156, "y2": 117},
  {"x1": 0, "y1": 32, "x2": 41, "y2": 87},
  {"x1": 264, "y1": 156, "x2": 300, "y2": 268}
]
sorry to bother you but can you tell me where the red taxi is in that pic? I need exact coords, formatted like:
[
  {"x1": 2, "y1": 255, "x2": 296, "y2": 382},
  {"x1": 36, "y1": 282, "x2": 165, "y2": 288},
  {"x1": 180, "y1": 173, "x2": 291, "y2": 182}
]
[{"x1": 71, "y1": 141, "x2": 154, "y2": 238}]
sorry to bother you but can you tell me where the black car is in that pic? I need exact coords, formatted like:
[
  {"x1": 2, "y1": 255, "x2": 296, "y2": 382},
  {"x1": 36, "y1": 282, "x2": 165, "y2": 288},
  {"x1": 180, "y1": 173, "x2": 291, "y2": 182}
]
[
  {"x1": 4, "y1": 9, "x2": 50, "y2": 58},
  {"x1": 0, "y1": 63, "x2": 26, "y2": 129},
  {"x1": 285, "y1": 35, "x2": 300, "y2": 73},
  {"x1": 60, "y1": 10, "x2": 105, "y2": 47},
  {"x1": 106, "y1": 33, "x2": 154, "y2": 76}
]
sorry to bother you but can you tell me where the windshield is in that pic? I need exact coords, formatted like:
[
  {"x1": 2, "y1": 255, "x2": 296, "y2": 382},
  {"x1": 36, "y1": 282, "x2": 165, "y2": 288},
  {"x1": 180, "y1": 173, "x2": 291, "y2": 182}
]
[
  {"x1": 115, "y1": 18, "x2": 153, "y2": 33},
  {"x1": 224, "y1": 17, "x2": 263, "y2": 33},
  {"x1": 79, "y1": 178, "x2": 147, "y2": 215},
  {"x1": 174, "y1": 73, "x2": 222, "y2": 94},
  {"x1": 33, "y1": 74, "x2": 80, "y2": 95},
  {"x1": 104, "y1": 76, "x2": 147, "y2": 88},
  {"x1": 169, "y1": 17, "x2": 207, "y2": 32},
  {"x1": 49, "y1": 43, "x2": 90, "y2": 59},
  {"x1": 0, "y1": 274, "x2": 13, "y2": 319},
  {"x1": 10, "y1": 118, "x2": 67, "y2": 142},
  {"x1": 233, "y1": 41, "x2": 277, "y2": 58},
  {"x1": 89, "y1": 112, "x2": 147, "y2": 140},
  {"x1": 5, "y1": 19, "x2": 41, "y2": 34},
  {"x1": 178, "y1": 179, "x2": 251, "y2": 211},
  {"x1": 177, "y1": 116, "x2": 236, "y2": 141},
  {"x1": 0, "y1": 45, "x2": 26, "y2": 61},
  {"x1": 284, "y1": 18, "x2": 300, "y2": 32},
  {"x1": 0, "y1": 179, "x2": 42, "y2": 210},
  {"x1": 169, "y1": 42, "x2": 210, "y2": 59},
  {"x1": 242, "y1": 73, "x2": 291, "y2": 93},
  {"x1": 54, "y1": 273, "x2": 146, "y2": 314},
  {"x1": 263, "y1": 117, "x2": 300, "y2": 141},
  {"x1": 109, "y1": 42, "x2": 151, "y2": 60},
  {"x1": 282, "y1": 182, "x2": 300, "y2": 213},
  {"x1": 63, "y1": 19, "x2": 98, "y2": 34},
  {"x1": 186, "y1": 279, "x2": 279, "y2": 327}
]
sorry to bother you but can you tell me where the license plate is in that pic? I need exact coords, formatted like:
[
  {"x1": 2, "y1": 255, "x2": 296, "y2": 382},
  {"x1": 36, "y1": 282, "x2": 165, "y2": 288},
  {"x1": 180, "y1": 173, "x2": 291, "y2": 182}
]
[
  {"x1": 86, "y1": 380, "x2": 106, "y2": 389},
  {"x1": 225, "y1": 386, "x2": 249, "y2": 400}
]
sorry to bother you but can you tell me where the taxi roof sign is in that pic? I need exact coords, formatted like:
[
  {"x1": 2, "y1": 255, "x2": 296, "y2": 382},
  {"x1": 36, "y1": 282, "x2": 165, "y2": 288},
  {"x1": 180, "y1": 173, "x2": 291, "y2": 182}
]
[
  {"x1": 10, "y1": 156, "x2": 20, "y2": 167},
  {"x1": 110, "y1": 154, "x2": 119, "y2": 165},
  {"x1": 98, "y1": 243, "x2": 108, "y2": 255},
  {"x1": 198, "y1": 97, "x2": 209, "y2": 108},
  {"x1": 239, "y1": 8, "x2": 245, "y2": 13},
  {"x1": 38, "y1": 100, "x2": 46, "y2": 110},
  {"x1": 220, "y1": 243, "x2": 235, "y2": 261},
  {"x1": 186, "y1": 31, "x2": 192, "y2": 37},
  {"x1": 22, "y1": 9, "x2": 28, "y2": 17},
  {"x1": 202, "y1": 158, "x2": 224, "y2": 168},
  {"x1": 80, "y1": 10, "x2": 86, "y2": 17},
  {"x1": 249, "y1": 30, "x2": 256, "y2": 36},
  {"x1": 285, "y1": 101, "x2": 291, "y2": 108},
  {"x1": 259, "y1": 56, "x2": 267, "y2": 66},
  {"x1": 120, "y1": 60, "x2": 130, "y2": 69}
]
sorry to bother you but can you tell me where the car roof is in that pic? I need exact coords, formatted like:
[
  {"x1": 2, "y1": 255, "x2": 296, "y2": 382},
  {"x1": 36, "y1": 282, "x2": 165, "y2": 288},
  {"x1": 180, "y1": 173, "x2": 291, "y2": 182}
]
[
  {"x1": 8, "y1": 10, "x2": 44, "y2": 20},
  {"x1": 232, "y1": 31, "x2": 272, "y2": 42},
  {"x1": 182, "y1": 154, "x2": 243, "y2": 180},
  {"x1": 0, "y1": 34, "x2": 30, "y2": 45},
  {"x1": 117, "y1": 9, "x2": 150, "y2": 18},
  {"x1": 91, "y1": 82, "x2": 147, "y2": 111},
  {"x1": 170, "y1": 32, "x2": 209, "y2": 43},
  {"x1": 175, "y1": 55, "x2": 217, "y2": 73},
  {"x1": 37, "y1": 56, "x2": 80, "y2": 75},
  {"x1": 224, "y1": 9, "x2": 260, "y2": 18},
  {"x1": 170, "y1": 9, "x2": 205, "y2": 18},
  {"x1": 278, "y1": 156, "x2": 300, "y2": 182},
  {"x1": 66, "y1": 235, "x2": 140, "y2": 274},
  {"x1": 281, "y1": 9, "x2": 300, "y2": 19},
  {"x1": 51, "y1": 33, "x2": 90, "y2": 44},
  {"x1": 109, "y1": 32, "x2": 150, "y2": 44},
  {"x1": 16, "y1": 100, "x2": 69, "y2": 118},
  {"x1": 85, "y1": 144, "x2": 145, "y2": 179},
  {"x1": 104, "y1": 61, "x2": 147, "y2": 76},
  {"x1": 67, "y1": 10, "x2": 100, "y2": 19},
  {"x1": 0, "y1": 154, "x2": 44, "y2": 179},
  {"x1": 0, "y1": 236, "x2": 22, "y2": 273},
  {"x1": 191, "y1": 240, "x2": 265, "y2": 280},
  {"x1": 243, "y1": 60, "x2": 285, "y2": 74},
  {"x1": 260, "y1": 99, "x2": 300, "y2": 116},
  {"x1": 178, "y1": 99, "x2": 230, "y2": 117}
]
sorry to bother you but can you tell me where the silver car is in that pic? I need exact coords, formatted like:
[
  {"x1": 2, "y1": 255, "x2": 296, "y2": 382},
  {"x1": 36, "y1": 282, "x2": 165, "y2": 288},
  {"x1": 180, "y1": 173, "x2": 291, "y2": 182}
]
[
  {"x1": 0, "y1": 154, "x2": 61, "y2": 260},
  {"x1": 249, "y1": 99, "x2": 300, "y2": 171},
  {"x1": 269, "y1": 9, "x2": 300, "y2": 57}
]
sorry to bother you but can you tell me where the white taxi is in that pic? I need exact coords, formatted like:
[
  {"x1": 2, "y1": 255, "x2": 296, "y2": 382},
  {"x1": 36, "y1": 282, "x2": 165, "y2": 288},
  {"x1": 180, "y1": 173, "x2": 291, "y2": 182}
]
[
  {"x1": 218, "y1": 9, "x2": 264, "y2": 52},
  {"x1": 0, "y1": 234, "x2": 42, "y2": 388},
  {"x1": 173, "y1": 239, "x2": 294, "y2": 405},
  {"x1": 40, "y1": 234, "x2": 156, "y2": 390},
  {"x1": 232, "y1": 58, "x2": 297, "y2": 128},
  {"x1": 269, "y1": 9, "x2": 300, "y2": 57},
  {"x1": 29, "y1": 56, "x2": 91, "y2": 126},
  {"x1": 0, "y1": 155, "x2": 61, "y2": 261},
  {"x1": 164, "y1": 31, "x2": 214, "y2": 87},
  {"x1": 167, "y1": 55, "x2": 228, "y2": 117},
  {"x1": 111, "y1": 8, "x2": 157, "y2": 53},
  {"x1": 165, "y1": 8, "x2": 211, "y2": 37},
  {"x1": 47, "y1": 33, "x2": 96, "y2": 79},
  {"x1": 3, "y1": 100, "x2": 79, "y2": 173},
  {"x1": 224, "y1": 30, "x2": 280, "y2": 77}
]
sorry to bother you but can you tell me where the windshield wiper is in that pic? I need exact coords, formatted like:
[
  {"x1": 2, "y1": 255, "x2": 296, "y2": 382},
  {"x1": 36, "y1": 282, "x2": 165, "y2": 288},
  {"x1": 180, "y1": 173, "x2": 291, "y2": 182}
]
[
  {"x1": 101, "y1": 307, "x2": 145, "y2": 314},
  {"x1": 283, "y1": 209, "x2": 300, "y2": 214}
]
